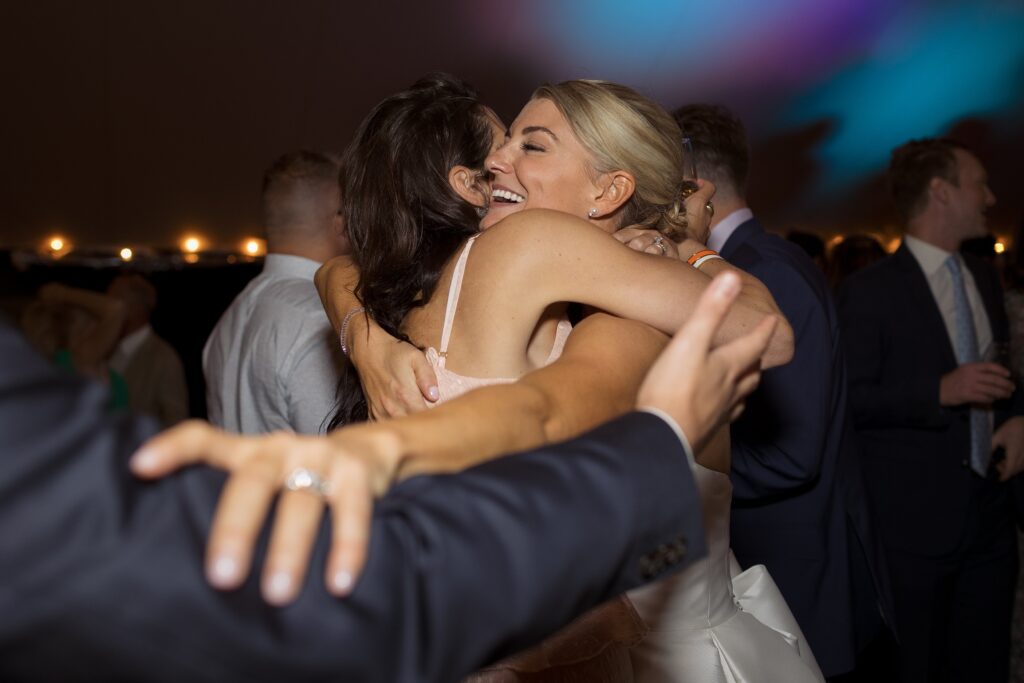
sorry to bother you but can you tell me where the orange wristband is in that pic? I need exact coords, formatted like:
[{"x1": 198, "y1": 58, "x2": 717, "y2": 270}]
[{"x1": 686, "y1": 249, "x2": 718, "y2": 266}]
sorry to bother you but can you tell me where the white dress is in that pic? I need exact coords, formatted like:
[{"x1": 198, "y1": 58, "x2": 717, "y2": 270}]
[
  {"x1": 627, "y1": 464, "x2": 824, "y2": 682},
  {"x1": 435, "y1": 237, "x2": 825, "y2": 682}
]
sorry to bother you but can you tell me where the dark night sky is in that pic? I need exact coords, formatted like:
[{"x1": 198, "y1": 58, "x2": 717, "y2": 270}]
[{"x1": 3, "y1": 0, "x2": 1023, "y2": 251}]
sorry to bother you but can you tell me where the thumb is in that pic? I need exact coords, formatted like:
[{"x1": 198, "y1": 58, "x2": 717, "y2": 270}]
[{"x1": 412, "y1": 354, "x2": 440, "y2": 402}]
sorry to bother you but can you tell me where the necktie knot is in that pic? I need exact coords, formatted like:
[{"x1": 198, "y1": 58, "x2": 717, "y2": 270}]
[{"x1": 945, "y1": 254, "x2": 964, "y2": 280}]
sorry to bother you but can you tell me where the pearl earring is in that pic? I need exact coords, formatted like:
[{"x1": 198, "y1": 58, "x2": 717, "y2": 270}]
[{"x1": 588, "y1": 207, "x2": 597, "y2": 218}]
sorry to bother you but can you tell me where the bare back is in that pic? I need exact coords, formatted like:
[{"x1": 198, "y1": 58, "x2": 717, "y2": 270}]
[{"x1": 402, "y1": 233, "x2": 570, "y2": 379}]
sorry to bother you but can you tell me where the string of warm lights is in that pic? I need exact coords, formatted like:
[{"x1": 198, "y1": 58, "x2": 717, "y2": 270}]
[
  {"x1": 824, "y1": 233, "x2": 1009, "y2": 255},
  {"x1": 38, "y1": 233, "x2": 267, "y2": 263},
  {"x1": 32, "y1": 232, "x2": 1011, "y2": 265}
]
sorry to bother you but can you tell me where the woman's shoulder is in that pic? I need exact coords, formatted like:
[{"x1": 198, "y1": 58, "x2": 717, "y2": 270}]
[
  {"x1": 483, "y1": 209, "x2": 596, "y2": 239},
  {"x1": 473, "y1": 210, "x2": 617, "y2": 266}
]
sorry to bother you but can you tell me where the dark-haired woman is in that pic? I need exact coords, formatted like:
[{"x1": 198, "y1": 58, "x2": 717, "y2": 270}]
[{"x1": 148, "y1": 75, "x2": 823, "y2": 682}]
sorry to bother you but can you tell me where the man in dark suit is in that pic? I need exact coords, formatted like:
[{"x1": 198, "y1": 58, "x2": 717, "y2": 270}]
[
  {"x1": 676, "y1": 104, "x2": 892, "y2": 680},
  {"x1": 839, "y1": 138, "x2": 1024, "y2": 683},
  {"x1": 0, "y1": 271, "x2": 768, "y2": 682}
]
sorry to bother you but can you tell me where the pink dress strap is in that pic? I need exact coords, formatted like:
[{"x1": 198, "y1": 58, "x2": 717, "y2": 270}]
[
  {"x1": 436, "y1": 235, "x2": 480, "y2": 369},
  {"x1": 545, "y1": 318, "x2": 574, "y2": 364},
  {"x1": 424, "y1": 234, "x2": 572, "y2": 404}
]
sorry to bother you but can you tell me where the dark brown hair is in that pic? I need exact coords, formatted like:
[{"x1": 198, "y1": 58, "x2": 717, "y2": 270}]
[
  {"x1": 887, "y1": 138, "x2": 968, "y2": 220},
  {"x1": 673, "y1": 104, "x2": 750, "y2": 194},
  {"x1": 330, "y1": 73, "x2": 494, "y2": 426}
]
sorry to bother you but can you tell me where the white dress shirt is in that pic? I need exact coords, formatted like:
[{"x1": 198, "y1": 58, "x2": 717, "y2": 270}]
[
  {"x1": 110, "y1": 324, "x2": 153, "y2": 375},
  {"x1": 203, "y1": 254, "x2": 344, "y2": 435},
  {"x1": 903, "y1": 235, "x2": 993, "y2": 360},
  {"x1": 707, "y1": 208, "x2": 754, "y2": 253},
  {"x1": 904, "y1": 234, "x2": 996, "y2": 438}
]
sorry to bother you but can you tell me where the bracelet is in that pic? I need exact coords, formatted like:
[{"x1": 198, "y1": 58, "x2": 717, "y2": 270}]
[
  {"x1": 686, "y1": 248, "x2": 717, "y2": 265},
  {"x1": 692, "y1": 253, "x2": 725, "y2": 270},
  {"x1": 686, "y1": 248, "x2": 724, "y2": 270},
  {"x1": 339, "y1": 306, "x2": 366, "y2": 357}
]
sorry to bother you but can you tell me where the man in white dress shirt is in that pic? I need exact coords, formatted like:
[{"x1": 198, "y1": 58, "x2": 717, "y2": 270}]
[
  {"x1": 839, "y1": 138, "x2": 1024, "y2": 682},
  {"x1": 204, "y1": 150, "x2": 348, "y2": 434}
]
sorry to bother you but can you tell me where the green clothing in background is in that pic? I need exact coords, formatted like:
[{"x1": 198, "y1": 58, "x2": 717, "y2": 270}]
[{"x1": 53, "y1": 349, "x2": 130, "y2": 412}]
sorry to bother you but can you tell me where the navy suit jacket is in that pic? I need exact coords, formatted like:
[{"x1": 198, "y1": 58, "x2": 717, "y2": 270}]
[
  {"x1": 838, "y1": 242, "x2": 1022, "y2": 556},
  {"x1": 721, "y1": 217, "x2": 891, "y2": 676},
  {"x1": 0, "y1": 318, "x2": 706, "y2": 683}
]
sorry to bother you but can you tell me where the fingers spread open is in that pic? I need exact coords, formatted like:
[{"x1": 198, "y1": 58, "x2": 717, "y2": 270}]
[
  {"x1": 262, "y1": 489, "x2": 327, "y2": 606},
  {"x1": 205, "y1": 458, "x2": 280, "y2": 591},
  {"x1": 326, "y1": 460, "x2": 374, "y2": 597},
  {"x1": 131, "y1": 420, "x2": 246, "y2": 478}
]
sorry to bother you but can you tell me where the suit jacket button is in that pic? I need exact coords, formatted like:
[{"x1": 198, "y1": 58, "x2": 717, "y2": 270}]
[{"x1": 962, "y1": 459, "x2": 968, "y2": 467}]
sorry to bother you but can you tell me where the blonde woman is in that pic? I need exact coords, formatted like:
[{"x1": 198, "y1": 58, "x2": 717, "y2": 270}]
[{"x1": 142, "y1": 76, "x2": 821, "y2": 682}]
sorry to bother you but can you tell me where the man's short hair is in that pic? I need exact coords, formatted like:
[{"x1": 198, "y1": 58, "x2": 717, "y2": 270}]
[
  {"x1": 673, "y1": 104, "x2": 749, "y2": 194},
  {"x1": 107, "y1": 273, "x2": 157, "y2": 317},
  {"x1": 261, "y1": 151, "x2": 341, "y2": 232},
  {"x1": 887, "y1": 138, "x2": 969, "y2": 220}
]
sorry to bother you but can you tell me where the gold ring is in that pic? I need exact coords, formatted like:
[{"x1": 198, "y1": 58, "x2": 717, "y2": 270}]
[{"x1": 704, "y1": 201, "x2": 714, "y2": 218}]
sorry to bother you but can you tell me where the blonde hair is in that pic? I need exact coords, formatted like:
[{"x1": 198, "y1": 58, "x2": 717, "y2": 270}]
[{"x1": 533, "y1": 80, "x2": 689, "y2": 238}]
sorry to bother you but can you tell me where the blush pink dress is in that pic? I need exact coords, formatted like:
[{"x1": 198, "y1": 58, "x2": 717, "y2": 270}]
[{"x1": 427, "y1": 236, "x2": 823, "y2": 683}]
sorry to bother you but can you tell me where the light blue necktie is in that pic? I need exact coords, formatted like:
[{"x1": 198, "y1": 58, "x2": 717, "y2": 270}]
[{"x1": 945, "y1": 255, "x2": 991, "y2": 476}]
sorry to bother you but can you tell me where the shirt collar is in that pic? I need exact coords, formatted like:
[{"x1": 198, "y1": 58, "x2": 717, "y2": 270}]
[
  {"x1": 707, "y1": 208, "x2": 754, "y2": 252},
  {"x1": 117, "y1": 323, "x2": 152, "y2": 359},
  {"x1": 262, "y1": 253, "x2": 322, "y2": 281},
  {"x1": 903, "y1": 234, "x2": 955, "y2": 277}
]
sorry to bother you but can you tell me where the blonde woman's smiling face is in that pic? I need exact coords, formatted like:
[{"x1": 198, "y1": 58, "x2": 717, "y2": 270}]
[{"x1": 480, "y1": 97, "x2": 601, "y2": 230}]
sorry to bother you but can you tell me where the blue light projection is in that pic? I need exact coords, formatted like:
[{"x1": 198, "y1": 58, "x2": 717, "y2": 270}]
[
  {"x1": 779, "y1": 3, "x2": 1024, "y2": 195},
  {"x1": 465, "y1": 0, "x2": 1024, "y2": 200}
]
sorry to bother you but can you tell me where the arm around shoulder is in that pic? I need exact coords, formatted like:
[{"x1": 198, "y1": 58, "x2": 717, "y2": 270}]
[{"x1": 478, "y1": 210, "x2": 793, "y2": 367}]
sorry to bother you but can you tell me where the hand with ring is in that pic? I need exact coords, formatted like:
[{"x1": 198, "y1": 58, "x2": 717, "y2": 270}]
[
  {"x1": 612, "y1": 225, "x2": 680, "y2": 259},
  {"x1": 129, "y1": 420, "x2": 405, "y2": 605}
]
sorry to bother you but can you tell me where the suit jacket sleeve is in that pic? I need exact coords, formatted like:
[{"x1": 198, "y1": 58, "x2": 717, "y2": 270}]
[
  {"x1": 0, "y1": 319, "x2": 705, "y2": 683},
  {"x1": 727, "y1": 255, "x2": 833, "y2": 499}
]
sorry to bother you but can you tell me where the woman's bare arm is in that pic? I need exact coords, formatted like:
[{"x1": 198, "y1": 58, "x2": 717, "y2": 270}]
[
  {"x1": 473, "y1": 209, "x2": 794, "y2": 367},
  {"x1": 314, "y1": 258, "x2": 439, "y2": 417},
  {"x1": 135, "y1": 314, "x2": 666, "y2": 604},
  {"x1": 133, "y1": 272, "x2": 774, "y2": 604},
  {"x1": 385, "y1": 314, "x2": 667, "y2": 479}
]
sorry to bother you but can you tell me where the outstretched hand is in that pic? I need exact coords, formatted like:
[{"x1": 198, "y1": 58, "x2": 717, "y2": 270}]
[
  {"x1": 636, "y1": 271, "x2": 777, "y2": 455},
  {"x1": 128, "y1": 273, "x2": 774, "y2": 607},
  {"x1": 130, "y1": 420, "x2": 404, "y2": 605}
]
